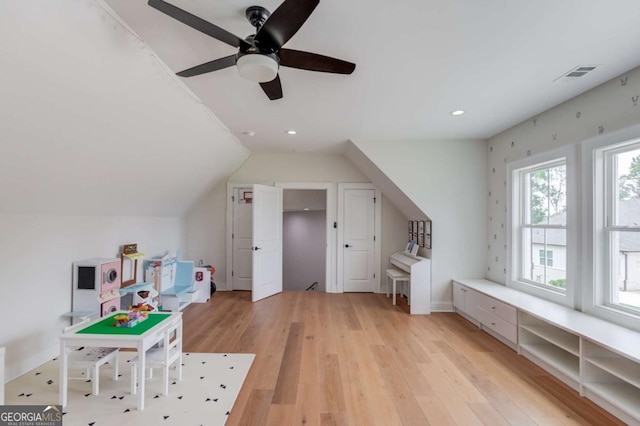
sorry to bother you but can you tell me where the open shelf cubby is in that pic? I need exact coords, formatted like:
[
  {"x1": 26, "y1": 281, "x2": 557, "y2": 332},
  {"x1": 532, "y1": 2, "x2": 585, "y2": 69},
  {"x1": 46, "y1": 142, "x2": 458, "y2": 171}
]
[
  {"x1": 519, "y1": 342, "x2": 580, "y2": 381},
  {"x1": 583, "y1": 363, "x2": 640, "y2": 422}
]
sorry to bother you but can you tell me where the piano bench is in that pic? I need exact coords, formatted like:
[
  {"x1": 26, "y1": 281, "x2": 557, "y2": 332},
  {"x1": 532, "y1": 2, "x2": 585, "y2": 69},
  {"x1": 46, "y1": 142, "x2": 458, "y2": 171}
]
[{"x1": 386, "y1": 268, "x2": 410, "y2": 306}]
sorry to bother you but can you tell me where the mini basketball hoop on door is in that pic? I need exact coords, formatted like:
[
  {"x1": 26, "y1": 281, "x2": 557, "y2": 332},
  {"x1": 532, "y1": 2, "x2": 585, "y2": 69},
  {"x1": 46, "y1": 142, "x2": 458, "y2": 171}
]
[{"x1": 241, "y1": 190, "x2": 253, "y2": 204}]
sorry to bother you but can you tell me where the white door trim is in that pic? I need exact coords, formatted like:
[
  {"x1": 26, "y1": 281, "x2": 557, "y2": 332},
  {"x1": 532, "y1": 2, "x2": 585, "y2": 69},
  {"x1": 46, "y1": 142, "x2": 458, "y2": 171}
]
[
  {"x1": 275, "y1": 182, "x2": 337, "y2": 293},
  {"x1": 337, "y1": 183, "x2": 381, "y2": 293}
]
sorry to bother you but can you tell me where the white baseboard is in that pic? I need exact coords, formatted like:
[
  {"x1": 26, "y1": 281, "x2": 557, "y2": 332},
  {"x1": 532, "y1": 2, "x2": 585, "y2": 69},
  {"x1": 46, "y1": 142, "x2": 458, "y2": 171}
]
[
  {"x1": 431, "y1": 301, "x2": 454, "y2": 312},
  {"x1": 6, "y1": 344, "x2": 58, "y2": 383}
]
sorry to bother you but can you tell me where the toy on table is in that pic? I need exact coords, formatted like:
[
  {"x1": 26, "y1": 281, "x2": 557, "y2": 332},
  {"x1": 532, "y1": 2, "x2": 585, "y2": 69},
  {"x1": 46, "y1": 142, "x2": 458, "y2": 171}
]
[{"x1": 113, "y1": 308, "x2": 149, "y2": 328}]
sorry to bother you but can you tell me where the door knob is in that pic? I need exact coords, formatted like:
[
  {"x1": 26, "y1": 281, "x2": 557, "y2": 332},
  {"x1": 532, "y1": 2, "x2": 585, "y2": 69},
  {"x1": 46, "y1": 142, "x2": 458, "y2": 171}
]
[
  {"x1": 253, "y1": 246, "x2": 262, "y2": 251},
  {"x1": 344, "y1": 244, "x2": 351, "y2": 248}
]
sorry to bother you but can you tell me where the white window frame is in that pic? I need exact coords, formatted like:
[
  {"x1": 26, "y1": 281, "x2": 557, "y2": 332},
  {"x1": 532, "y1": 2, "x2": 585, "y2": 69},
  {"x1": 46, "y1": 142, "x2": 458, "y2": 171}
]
[
  {"x1": 507, "y1": 146, "x2": 578, "y2": 308},
  {"x1": 583, "y1": 124, "x2": 640, "y2": 332}
]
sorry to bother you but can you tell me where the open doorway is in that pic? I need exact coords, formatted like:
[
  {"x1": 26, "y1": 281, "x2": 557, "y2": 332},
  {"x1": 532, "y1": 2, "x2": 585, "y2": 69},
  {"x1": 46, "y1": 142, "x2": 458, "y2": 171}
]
[
  {"x1": 227, "y1": 182, "x2": 335, "y2": 294},
  {"x1": 283, "y1": 190, "x2": 327, "y2": 291}
]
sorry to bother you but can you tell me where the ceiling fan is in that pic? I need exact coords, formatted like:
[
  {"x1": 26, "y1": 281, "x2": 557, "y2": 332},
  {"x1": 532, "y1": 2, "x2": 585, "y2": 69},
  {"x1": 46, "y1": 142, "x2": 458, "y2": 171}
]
[{"x1": 148, "y1": 0, "x2": 356, "y2": 100}]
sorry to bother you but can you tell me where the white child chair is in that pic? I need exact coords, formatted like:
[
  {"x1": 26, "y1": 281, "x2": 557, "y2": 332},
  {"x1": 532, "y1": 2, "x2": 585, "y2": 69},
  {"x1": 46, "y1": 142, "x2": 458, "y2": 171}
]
[
  {"x1": 62, "y1": 319, "x2": 119, "y2": 395},
  {"x1": 130, "y1": 320, "x2": 182, "y2": 396}
]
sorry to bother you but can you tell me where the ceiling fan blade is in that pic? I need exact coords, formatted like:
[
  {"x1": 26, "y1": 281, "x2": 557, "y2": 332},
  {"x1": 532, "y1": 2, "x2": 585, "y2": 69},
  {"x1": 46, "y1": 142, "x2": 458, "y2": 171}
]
[
  {"x1": 148, "y1": 0, "x2": 249, "y2": 49},
  {"x1": 176, "y1": 55, "x2": 236, "y2": 77},
  {"x1": 255, "y1": 0, "x2": 319, "y2": 50},
  {"x1": 280, "y1": 49, "x2": 355, "y2": 74},
  {"x1": 259, "y1": 75, "x2": 283, "y2": 100}
]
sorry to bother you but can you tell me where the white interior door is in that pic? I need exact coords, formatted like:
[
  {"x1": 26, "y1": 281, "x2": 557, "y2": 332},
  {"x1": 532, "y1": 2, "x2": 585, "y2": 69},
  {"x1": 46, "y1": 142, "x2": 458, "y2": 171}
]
[
  {"x1": 252, "y1": 184, "x2": 283, "y2": 302},
  {"x1": 232, "y1": 187, "x2": 253, "y2": 290},
  {"x1": 343, "y1": 189, "x2": 376, "y2": 292}
]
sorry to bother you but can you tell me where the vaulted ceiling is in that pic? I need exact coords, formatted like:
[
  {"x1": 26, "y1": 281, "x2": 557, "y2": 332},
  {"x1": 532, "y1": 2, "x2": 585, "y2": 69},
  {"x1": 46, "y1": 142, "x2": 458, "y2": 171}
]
[
  {"x1": 106, "y1": 0, "x2": 640, "y2": 153},
  {"x1": 4, "y1": 1, "x2": 640, "y2": 217}
]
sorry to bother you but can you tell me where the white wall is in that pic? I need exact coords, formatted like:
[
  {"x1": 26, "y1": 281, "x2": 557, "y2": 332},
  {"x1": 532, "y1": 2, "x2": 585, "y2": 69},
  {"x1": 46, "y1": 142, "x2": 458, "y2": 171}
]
[
  {"x1": 183, "y1": 183, "x2": 228, "y2": 285},
  {"x1": 348, "y1": 139, "x2": 488, "y2": 310},
  {"x1": 228, "y1": 153, "x2": 371, "y2": 183},
  {"x1": 0, "y1": 1, "x2": 253, "y2": 382},
  {"x1": 283, "y1": 211, "x2": 327, "y2": 291},
  {"x1": 487, "y1": 65, "x2": 640, "y2": 285},
  {"x1": 0, "y1": 215, "x2": 183, "y2": 381},
  {"x1": 0, "y1": 0, "x2": 250, "y2": 218},
  {"x1": 380, "y1": 195, "x2": 410, "y2": 292}
]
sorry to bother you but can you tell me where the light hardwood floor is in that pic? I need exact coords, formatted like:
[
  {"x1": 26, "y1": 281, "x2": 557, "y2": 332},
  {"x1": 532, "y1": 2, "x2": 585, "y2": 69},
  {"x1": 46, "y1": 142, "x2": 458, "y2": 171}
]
[{"x1": 181, "y1": 291, "x2": 624, "y2": 426}]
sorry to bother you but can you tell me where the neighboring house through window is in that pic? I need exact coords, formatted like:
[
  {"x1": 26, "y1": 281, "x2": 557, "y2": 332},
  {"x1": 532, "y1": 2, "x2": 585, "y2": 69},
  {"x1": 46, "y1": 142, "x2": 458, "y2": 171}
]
[
  {"x1": 507, "y1": 146, "x2": 576, "y2": 307},
  {"x1": 595, "y1": 143, "x2": 640, "y2": 314}
]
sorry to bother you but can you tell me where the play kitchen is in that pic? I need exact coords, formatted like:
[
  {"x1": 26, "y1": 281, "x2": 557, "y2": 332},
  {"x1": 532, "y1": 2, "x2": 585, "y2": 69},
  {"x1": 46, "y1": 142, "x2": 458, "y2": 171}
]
[
  {"x1": 70, "y1": 246, "x2": 216, "y2": 321},
  {"x1": 72, "y1": 258, "x2": 122, "y2": 321}
]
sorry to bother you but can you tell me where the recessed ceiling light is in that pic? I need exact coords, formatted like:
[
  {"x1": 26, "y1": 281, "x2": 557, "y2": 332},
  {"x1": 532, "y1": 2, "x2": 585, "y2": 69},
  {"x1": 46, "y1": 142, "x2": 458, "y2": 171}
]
[
  {"x1": 451, "y1": 110, "x2": 465, "y2": 116},
  {"x1": 242, "y1": 130, "x2": 255, "y2": 136},
  {"x1": 303, "y1": 208, "x2": 310, "y2": 211},
  {"x1": 286, "y1": 129, "x2": 297, "y2": 135}
]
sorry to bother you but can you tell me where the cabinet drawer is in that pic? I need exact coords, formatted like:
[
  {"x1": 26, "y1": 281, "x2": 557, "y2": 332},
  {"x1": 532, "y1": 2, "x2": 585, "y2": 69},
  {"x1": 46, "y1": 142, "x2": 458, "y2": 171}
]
[
  {"x1": 486, "y1": 315, "x2": 517, "y2": 343},
  {"x1": 489, "y1": 299, "x2": 517, "y2": 325}
]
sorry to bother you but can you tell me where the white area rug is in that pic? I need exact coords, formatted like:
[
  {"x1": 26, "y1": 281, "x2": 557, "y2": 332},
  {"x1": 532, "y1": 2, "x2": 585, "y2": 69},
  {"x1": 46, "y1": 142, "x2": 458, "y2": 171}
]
[{"x1": 5, "y1": 352, "x2": 254, "y2": 426}]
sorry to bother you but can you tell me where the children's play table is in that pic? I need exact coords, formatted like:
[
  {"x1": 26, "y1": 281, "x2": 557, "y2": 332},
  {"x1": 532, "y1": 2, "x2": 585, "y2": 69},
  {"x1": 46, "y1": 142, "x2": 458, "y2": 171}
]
[{"x1": 59, "y1": 311, "x2": 182, "y2": 411}]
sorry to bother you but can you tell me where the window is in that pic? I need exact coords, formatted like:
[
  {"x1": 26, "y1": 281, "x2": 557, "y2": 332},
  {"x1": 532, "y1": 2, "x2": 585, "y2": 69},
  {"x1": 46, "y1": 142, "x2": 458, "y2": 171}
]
[
  {"x1": 508, "y1": 146, "x2": 576, "y2": 307},
  {"x1": 596, "y1": 142, "x2": 640, "y2": 315},
  {"x1": 518, "y1": 160, "x2": 567, "y2": 292},
  {"x1": 539, "y1": 249, "x2": 554, "y2": 267}
]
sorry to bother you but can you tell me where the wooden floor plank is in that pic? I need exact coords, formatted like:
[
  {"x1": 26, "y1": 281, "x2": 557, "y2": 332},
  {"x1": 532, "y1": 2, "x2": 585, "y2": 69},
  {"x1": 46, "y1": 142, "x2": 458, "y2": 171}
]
[
  {"x1": 417, "y1": 362, "x2": 485, "y2": 425},
  {"x1": 467, "y1": 402, "x2": 510, "y2": 426},
  {"x1": 334, "y1": 330, "x2": 401, "y2": 425},
  {"x1": 320, "y1": 354, "x2": 347, "y2": 415},
  {"x1": 370, "y1": 345, "x2": 431, "y2": 425},
  {"x1": 320, "y1": 412, "x2": 346, "y2": 426},
  {"x1": 265, "y1": 404, "x2": 297, "y2": 426},
  {"x1": 272, "y1": 322, "x2": 304, "y2": 404},
  {"x1": 180, "y1": 291, "x2": 625, "y2": 426},
  {"x1": 237, "y1": 389, "x2": 274, "y2": 426},
  {"x1": 415, "y1": 396, "x2": 457, "y2": 425}
]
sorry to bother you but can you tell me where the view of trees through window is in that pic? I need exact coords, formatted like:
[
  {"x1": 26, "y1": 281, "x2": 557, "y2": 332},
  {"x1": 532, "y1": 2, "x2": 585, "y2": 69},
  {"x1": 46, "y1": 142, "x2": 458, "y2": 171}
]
[
  {"x1": 619, "y1": 153, "x2": 640, "y2": 200},
  {"x1": 523, "y1": 164, "x2": 567, "y2": 290}
]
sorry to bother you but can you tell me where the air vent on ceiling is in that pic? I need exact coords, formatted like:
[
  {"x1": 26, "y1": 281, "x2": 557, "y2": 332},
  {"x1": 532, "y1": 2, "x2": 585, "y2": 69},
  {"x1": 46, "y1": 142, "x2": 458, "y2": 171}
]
[{"x1": 554, "y1": 65, "x2": 598, "y2": 82}]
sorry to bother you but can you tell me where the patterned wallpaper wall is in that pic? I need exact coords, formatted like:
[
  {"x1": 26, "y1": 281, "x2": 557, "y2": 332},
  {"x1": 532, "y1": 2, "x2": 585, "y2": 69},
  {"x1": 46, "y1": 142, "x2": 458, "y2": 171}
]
[{"x1": 486, "y1": 66, "x2": 640, "y2": 284}]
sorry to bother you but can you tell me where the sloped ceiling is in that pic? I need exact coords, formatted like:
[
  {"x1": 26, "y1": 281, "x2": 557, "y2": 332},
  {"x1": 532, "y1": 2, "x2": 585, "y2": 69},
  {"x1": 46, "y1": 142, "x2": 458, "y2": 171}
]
[
  {"x1": 0, "y1": 0, "x2": 250, "y2": 216},
  {"x1": 345, "y1": 142, "x2": 427, "y2": 221},
  {"x1": 104, "y1": 0, "x2": 640, "y2": 153}
]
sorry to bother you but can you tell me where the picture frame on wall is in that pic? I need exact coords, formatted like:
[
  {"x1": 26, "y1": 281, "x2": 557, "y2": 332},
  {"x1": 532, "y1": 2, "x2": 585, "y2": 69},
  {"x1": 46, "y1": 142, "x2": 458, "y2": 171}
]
[
  {"x1": 425, "y1": 235, "x2": 431, "y2": 249},
  {"x1": 418, "y1": 233, "x2": 424, "y2": 247},
  {"x1": 418, "y1": 221, "x2": 425, "y2": 234},
  {"x1": 426, "y1": 220, "x2": 431, "y2": 235}
]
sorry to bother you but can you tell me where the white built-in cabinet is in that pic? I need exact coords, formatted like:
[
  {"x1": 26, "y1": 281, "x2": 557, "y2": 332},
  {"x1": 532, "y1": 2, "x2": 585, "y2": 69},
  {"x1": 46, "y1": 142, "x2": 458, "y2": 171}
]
[
  {"x1": 453, "y1": 278, "x2": 640, "y2": 425},
  {"x1": 452, "y1": 281, "x2": 517, "y2": 348},
  {"x1": 582, "y1": 340, "x2": 640, "y2": 422},
  {"x1": 518, "y1": 312, "x2": 580, "y2": 390}
]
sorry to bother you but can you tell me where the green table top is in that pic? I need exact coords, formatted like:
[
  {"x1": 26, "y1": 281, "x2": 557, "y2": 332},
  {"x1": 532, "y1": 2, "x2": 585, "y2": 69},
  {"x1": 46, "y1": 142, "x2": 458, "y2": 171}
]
[{"x1": 76, "y1": 313, "x2": 172, "y2": 336}]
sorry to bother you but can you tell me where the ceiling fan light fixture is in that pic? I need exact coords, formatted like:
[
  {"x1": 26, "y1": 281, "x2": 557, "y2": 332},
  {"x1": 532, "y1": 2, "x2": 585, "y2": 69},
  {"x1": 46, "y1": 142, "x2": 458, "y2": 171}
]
[{"x1": 236, "y1": 53, "x2": 279, "y2": 83}]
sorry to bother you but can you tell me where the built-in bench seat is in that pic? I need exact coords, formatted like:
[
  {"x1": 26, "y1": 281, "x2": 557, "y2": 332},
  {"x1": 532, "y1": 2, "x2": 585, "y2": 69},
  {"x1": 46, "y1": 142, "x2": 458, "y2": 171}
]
[
  {"x1": 453, "y1": 278, "x2": 640, "y2": 424},
  {"x1": 159, "y1": 261, "x2": 197, "y2": 312}
]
